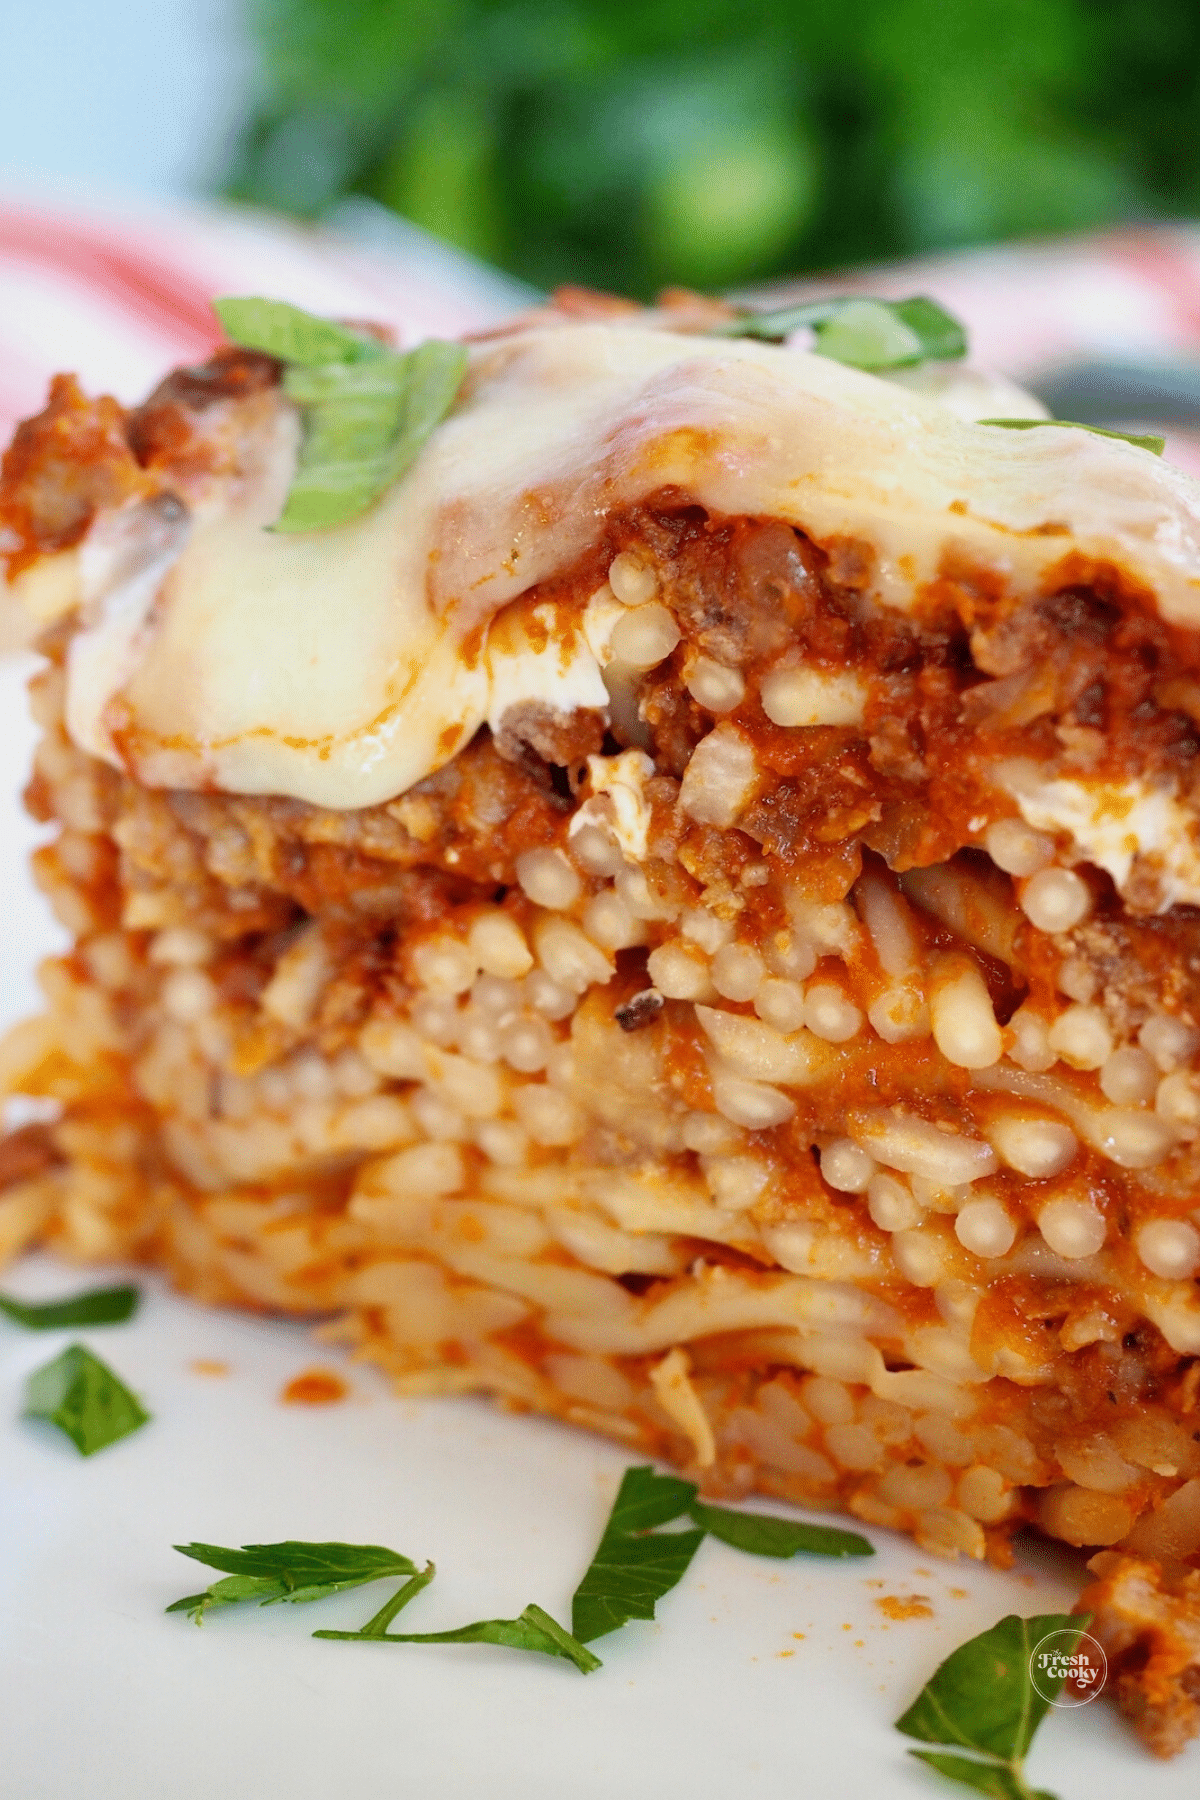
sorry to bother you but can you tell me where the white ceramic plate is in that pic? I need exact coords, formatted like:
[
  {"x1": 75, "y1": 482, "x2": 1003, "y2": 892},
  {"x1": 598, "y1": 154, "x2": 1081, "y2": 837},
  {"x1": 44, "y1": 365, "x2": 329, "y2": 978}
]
[{"x1": 0, "y1": 652, "x2": 1192, "y2": 1800}]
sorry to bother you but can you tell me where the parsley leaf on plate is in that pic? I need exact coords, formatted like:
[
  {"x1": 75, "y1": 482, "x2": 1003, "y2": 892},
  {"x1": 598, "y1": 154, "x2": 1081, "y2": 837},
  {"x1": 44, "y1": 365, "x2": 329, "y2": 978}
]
[
  {"x1": 215, "y1": 296, "x2": 468, "y2": 531},
  {"x1": 903, "y1": 1752, "x2": 1056, "y2": 1800},
  {"x1": 318, "y1": 1602, "x2": 601, "y2": 1674},
  {"x1": 688, "y1": 1499, "x2": 873, "y2": 1559},
  {"x1": 167, "y1": 1540, "x2": 418, "y2": 1624},
  {"x1": 601, "y1": 1464, "x2": 700, "y2": 1536},
  {"x1": 0, "y1": 1283, "x2": 138, "y2": 1329},
  {"x1": 709, "y1": 294, "x2": 966, "y2": 368},
  {"x1": 571, "y1": 1465, "x2": 705, "y2": 1644},
  {"x1": 896, "y1": 1611, "x2": 1092, "y2": 1800},
  {"x1": 313, "y1": 1562, "x2": 436, "y2": 1638},
  {"x1": 978, "y1": 417, "x2": 1165, "y2": 455},
  {"x1": 24, "y1": 1343, "x2": 148, "y2": 1456},
  {"x1": 311, "y1": 1558, "x2": 599, "y2": 1672}
]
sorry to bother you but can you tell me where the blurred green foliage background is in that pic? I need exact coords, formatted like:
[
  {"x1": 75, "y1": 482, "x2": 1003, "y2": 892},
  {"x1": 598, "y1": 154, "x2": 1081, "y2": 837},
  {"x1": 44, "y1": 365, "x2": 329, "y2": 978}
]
[{"x1": 225, "y1": 0, "x2": 1200, "y2": 297}]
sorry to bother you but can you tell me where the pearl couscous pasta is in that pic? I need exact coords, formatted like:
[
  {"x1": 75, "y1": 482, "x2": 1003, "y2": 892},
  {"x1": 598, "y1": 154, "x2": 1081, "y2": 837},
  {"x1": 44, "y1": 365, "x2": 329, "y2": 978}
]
[{"x1": 2, "y1": 287, "x2": 1199, "y2": 1754}]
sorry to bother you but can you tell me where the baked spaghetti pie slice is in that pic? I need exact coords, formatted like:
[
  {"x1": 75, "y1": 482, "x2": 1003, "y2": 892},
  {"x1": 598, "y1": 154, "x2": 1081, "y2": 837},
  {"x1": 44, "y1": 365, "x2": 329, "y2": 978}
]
[{"x1": 1, "y1": 292, "x2": 1198, "y2": 1751}]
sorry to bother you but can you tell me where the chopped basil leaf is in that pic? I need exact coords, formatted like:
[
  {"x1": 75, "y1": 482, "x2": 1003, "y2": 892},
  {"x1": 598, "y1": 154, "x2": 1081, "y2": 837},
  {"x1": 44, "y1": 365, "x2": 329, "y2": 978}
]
[
  {"x1": 0, "y1": 1282, "x2": 138, "y2": 1329},
  {"x1": 710, "y1": 294, "x2": 966, "y2": 368},
  {"x1": 978, "y1": 417, "x2": 1165, "y2": 455},
  {"x1": 811, "y1": 299, "x2": 928, "y2": 370},
  {"x1": 709, "y1": 296, "x2": 858, "y2": 341},
  {"x1": 885, "y1": 297, "x2": 969, "y2": 364},
  {"x1": 167, "y1": 1539, "x2": 418, "y2": 1623},
  {"x1": 896, "y1": 1612, "x2": 1091, "y2": 1800},
  {"x1": 571, "y1": 1465, "x2": 705, "y2": 1644},
  {"x1": 320, "y1": 1601, "x2": 600, "y2": 1673},
  {"x1": 276, "y1": 339, "x2": 468, "y2": 532},
  {"x1": 215, "y1": 295, "x2": 468, "y2": 532},
  {"x1": 24, "y1": 1343, "x2": 148, "y2": 1456},
  {"x1": 213, "y1": 296, "x2": 384, "y2": 366},
  {"x1": 688, "y1": 1499, "x2": 873, "y2": 1559}
]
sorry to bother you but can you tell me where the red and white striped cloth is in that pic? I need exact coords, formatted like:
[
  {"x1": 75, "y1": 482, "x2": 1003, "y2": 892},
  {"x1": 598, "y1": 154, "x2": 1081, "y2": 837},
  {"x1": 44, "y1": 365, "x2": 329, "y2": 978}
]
[
  {"x1": 7, "y1": 197, "x2": 1200, "y2": 443},
  {"x1": 0, "y1": 193, "x2": 529, "y2": 449}
]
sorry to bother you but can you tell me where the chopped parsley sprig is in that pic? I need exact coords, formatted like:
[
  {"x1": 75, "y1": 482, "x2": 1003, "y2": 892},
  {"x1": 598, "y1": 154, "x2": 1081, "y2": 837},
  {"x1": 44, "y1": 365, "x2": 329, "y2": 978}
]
[
  {"x1": 709, "y1": 294, "x2": 967, "y2": 369},
  {"x1": 688, "y1": 1498, "x2": 872, "y2": 1559},
  {"x1": 0, "y1": 1282, "x2": 138, "y2": 1329},
  {"x1": 168, "y1": 1539, "x2": 599, "y2": 1671},
  {"x1": 213, "y1": 297, "x2": 468, "y2": 533},
  {"x1": 896, "y1": 1612, "x2": 1094, "y2": 1800},
  {"x1": 571, "y1": 1466, "x2": 706, "y2": 1643},
  {"x1": 167, "y1": 1540, "x2": 419, "y2": 1623},
  {"x1": 570, "y1": 1465, "x2": 873, "y2": 1644},
  {"x1": 317, "y1": 1597, "x2": 601, "y2": 1675},
  {"x1": 162, "y1": 1465, "x2": 874, "y2": 1671},
  {"x1": 24, "y1": 1343, "x2": 148, "y2": 1455},
  {"x1": 310, "y1": 1561, "x2": 436, "y2": 1637}
]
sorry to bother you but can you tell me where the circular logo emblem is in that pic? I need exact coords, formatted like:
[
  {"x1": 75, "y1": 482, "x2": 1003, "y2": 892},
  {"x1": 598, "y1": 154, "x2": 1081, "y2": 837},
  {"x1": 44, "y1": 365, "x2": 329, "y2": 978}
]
[{"x1": 1029, "y1": 1628, "x2": 1108, "y2": 1707}]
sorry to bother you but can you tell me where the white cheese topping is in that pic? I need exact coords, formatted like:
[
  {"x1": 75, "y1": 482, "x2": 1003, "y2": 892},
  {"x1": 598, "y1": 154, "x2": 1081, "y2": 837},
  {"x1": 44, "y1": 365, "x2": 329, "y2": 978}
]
[
  {"x1": 879, "y1": 359, "x2": 1048, "y2": 422},
  {"x1": 44, "y1": 322, "x2": 1200, "y2": 811}
]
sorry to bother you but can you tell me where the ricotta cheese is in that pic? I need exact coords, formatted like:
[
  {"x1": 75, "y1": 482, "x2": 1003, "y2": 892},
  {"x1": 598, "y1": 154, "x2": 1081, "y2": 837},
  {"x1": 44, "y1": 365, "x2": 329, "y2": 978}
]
[{"x1": 998, "y1": 760, "x2": 1200, "y2": 911}]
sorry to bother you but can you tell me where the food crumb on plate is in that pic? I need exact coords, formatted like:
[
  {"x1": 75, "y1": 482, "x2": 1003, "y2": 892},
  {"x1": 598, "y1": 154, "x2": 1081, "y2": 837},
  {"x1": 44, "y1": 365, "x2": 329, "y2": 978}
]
[
  {"x1": 875, "y1": 1594, "x2": 934, "y2": 1621},
  {"x1": 281, "y1": 1368, "x2": 349, "y2": 1405},
  {"x1": 190, "y1": 1359, "x2": 230, "y2": 1377}
]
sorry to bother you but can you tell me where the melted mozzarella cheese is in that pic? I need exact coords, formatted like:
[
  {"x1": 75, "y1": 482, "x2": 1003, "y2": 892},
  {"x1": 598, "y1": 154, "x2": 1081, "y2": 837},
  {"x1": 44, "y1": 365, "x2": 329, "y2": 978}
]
[
  {"x1": 879, "y1": 359, "x2": 1048, "y2": 422},
  {"x1": 50, "y1": 322, "x2": 1200, "y2": 811}
]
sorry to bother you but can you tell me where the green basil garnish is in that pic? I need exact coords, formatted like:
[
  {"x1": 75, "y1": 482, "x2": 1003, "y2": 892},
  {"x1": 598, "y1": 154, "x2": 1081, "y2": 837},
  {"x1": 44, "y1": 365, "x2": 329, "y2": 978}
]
[
  {"x1": 979, "y1": 416, "x2": 1165, "y2": 454},
  {"x1": 710, "y1": 294, "x2": 967, "y2": 368},
  {"x1": 212, "y1": 297, "x2": 384, "y2": 367},
  {"x1": 214, "y1": 296, "x2": 468, "y2": 532}
]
